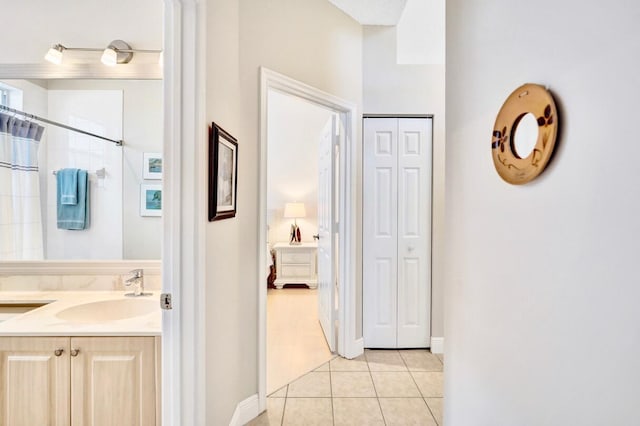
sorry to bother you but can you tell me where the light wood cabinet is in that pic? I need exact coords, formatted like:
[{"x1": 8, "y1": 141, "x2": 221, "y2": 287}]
[
  {"x1": 0, "y1": 337, "x2": 70, "y2": 426},
  {"x1": 0, "y1": 336, "x2": 159, "y2": 426},
  {"x1": 71, "y1": 337, "x2": 157, "y2": 426}
]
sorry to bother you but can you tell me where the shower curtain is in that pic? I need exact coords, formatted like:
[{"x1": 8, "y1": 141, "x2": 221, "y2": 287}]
[{"x1": 0, "y1": 112, "x2": 45, "y2": 260}]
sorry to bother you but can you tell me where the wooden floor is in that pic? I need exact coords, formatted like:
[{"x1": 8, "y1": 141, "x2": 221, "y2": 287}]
[{"x1": 267, "y1": 287, "x2": 334, "y2": 395}]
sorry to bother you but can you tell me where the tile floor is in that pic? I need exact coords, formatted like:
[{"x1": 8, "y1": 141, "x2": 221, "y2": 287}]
[
  {"x1": 249, "y1": 349, "x2": 444, "y2": 426},
  {"x1": 267, "y1": 288, "x2": 334, "y2": 394}
]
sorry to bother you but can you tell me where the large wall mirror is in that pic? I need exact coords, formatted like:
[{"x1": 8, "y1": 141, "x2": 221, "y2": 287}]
[
  {"x1": 0, "y1": 0, "x2": 162, "y2": 266},
  {"x1": 0, "y1": 78, "x2": 162, "y2": 260}
]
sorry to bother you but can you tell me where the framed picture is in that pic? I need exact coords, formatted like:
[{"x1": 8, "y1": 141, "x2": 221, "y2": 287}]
[
  {"x1": 143, "y1": 152, "x2": 163, "y2": 180},
  {"x1": 140, "y1": 184, "x2": 162, "y2": 217},
  {"x1": 208, "y1": 122, "x2": 238, "y2": 221}
]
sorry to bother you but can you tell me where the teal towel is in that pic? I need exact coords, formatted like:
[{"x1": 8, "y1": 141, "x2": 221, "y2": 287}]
[
  {"x1": 57, "y1": 169, "x2": 90, "y2": 230},
  {"x1": 58, "y1": 168, "x2": 79, "y2": 205}
]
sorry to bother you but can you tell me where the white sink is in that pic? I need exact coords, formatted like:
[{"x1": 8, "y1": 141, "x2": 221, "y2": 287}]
[
  {"x1": 0, "y1": 302, "x2": 51, "y2": 323},
  {"x1": 56, "y1": 298, "x2": 158, "y2": 323}
]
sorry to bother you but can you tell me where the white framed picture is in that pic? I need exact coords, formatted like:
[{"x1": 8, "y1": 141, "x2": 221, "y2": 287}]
[
  {"x1": 143, "y1": 152, "x2": 163, "y2": 180},
  {"x1": 140, "y1": 184, "x2": 162, "y2": 217}
]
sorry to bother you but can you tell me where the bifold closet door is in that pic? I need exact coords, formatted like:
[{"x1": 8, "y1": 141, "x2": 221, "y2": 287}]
[
  {"x1": 363, "y1": 117, "x2": 432, "y2": 348},
  {"x1": 363, "y1": 119, "x2": 398, "y2": 348}
]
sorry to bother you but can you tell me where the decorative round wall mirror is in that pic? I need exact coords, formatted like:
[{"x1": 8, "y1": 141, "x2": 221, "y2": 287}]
[{"x1": 491, "y1": 83, "x2": 558, "y2": 184}]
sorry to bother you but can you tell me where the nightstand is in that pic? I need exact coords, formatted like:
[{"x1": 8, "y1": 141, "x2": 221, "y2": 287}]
[{"x1": 272, "y1": 242, "x2": 318, "y2": 289}]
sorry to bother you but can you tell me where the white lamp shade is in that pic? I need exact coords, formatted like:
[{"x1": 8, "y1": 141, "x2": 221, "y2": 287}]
[
  {"x1": 44, "y1": 46, "x2": 63, "y2": 65},
  {"x1": 101, "y1": 48, "x2": 118, "y2": 66},
  {"x1": 283, "y1": 202, "x2": 306, "y2": 219}
]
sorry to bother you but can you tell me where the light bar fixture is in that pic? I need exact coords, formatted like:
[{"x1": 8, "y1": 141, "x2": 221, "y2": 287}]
[
  {"x1": 44, "y1": 45, "x2": 64, "y2": 65},
  {"x1": 44, "y1": 40, "x2": 162, "y2": 66},
  {"x1": 100, "y1": 40, "x2": 134, "y2": 66}
]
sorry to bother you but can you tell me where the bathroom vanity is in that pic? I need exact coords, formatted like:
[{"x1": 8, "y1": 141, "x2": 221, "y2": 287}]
[{"x1": 0, "y1": 292, "x2": 161, "y2": 426}]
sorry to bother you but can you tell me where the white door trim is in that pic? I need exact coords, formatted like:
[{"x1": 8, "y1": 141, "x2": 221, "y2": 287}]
[
  {"x1": 162, "y1": 0, "x2": 206, "y2": 425},
  {"x1": 258, "y1": 68, "x2": 360, "y2": 411}
]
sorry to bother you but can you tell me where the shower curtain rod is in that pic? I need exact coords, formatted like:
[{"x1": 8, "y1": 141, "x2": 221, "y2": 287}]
[{"x1": 0, "y1": 104, "x2": 123, "y2": 146}]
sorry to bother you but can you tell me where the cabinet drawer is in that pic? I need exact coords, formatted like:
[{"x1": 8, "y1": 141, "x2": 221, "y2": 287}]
[
  {"x1": 281, "y1": 265, "x2": 313, "y2": 277},
  {"x1": 280, "y1": 251, "x2": 312, "y2": 264}
]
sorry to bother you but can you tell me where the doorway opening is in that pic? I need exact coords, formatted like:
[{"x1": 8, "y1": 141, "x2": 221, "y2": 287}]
[
  {"x1": 265, "y1": 89, "x2": 335, "y2": 394},
  {"x1": 258, "y1": 68, "x2": 361, "y2": 411}
]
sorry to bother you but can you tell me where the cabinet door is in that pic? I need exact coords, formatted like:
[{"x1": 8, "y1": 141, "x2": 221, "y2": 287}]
[
  {"x1": 71, "y1": 337, "x2": 156, "y2": 426},
  {"x1": 0, "y1": 337, "x2": 70, "y2": 426}
]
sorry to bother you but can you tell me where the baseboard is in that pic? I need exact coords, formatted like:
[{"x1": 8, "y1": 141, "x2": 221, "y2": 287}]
[
  {"x1": 343, "y1": 337, "x2": 365, "y2": 359},
  {"x1": 229, "y1": 393, "x2": 260, "y2": 426},
  {"x1": 430, "y1": 337, "x2": 444, "y2": 354}
]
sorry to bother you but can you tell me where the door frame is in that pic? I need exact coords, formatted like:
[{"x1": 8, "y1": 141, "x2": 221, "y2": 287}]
[
  {"x1": 162, "y1": 0, "x2": 206, "y2": 425},
  {"x1": 258, "y1": 68, "x2": 361, "y2": 410},
  {"x1": 0, "y1": 1, "x2": 206, "y2": 424}
]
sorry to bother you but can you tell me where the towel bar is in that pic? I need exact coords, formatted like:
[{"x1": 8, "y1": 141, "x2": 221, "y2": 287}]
[{"x1": 52, "y1": 168, "x2": 106, "y2": 178}]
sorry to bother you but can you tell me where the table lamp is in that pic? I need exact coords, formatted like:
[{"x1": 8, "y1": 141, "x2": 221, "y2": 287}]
[{"x1": 283, "y1": 202, "x2": 306, "y2": 245}]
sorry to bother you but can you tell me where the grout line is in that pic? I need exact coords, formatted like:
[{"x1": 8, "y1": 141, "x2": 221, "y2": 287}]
[
  {"x1": 399, "y1": 350, "x2": 410, "y2": 371},
  {"x1": 366, "y1": 353, "x2": 388, "y2": 426},
  {"x1": 404, "y1": 353, "x2": 428, "y2": 399},
  {"x1": 280, "y1": 394, "x2": 287, "y2": 426},
  {"x1": 429, "y1": 348, "x2": 444, "y2": 370},
  {"x1": 280, "y1": 385, "x2": 289, "y2": 426},
  {"x1": 423, "y1": 397, "x2": 439, "y2": 426},
  {"x1": 278, "y1": 396, "x2": 424, "y2": 398},
  {"x1": 367, "y1": 353, "x2": 379, "y2": 398},
  {"x1": 329, "y1": 367, "x2": 335, "y2": 426}
]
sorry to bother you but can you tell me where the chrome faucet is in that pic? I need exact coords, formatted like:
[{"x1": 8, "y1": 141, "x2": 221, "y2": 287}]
[{"x1": 125, "y1": 269, "x2": 146, "y2": 296}]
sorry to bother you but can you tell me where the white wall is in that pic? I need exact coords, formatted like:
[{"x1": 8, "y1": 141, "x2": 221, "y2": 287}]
[
  {"x1": 396, "y1": 0, "x2": 445, "y2": 65},
  {"x1": 363, "y1": 26, "x2": 446, "y2": 338},
  {"x1": 0, "y1": 0, "x2": 161, "y2": 65},
  {"x1": 205, "y1": 0, "x2": 362, "y2": 423},
  {"x1": 445, "y1": 0, "x2": 640, "y2": 424},
  {"x1": 47, "y1": 80, "x2": 163, "y2": 260},
  {"x1": 267, "y1": 90, "x2": 332, "y2": 245},
  {"x1": 46, "y1": 89, "x2": 123, "y2": 259}
]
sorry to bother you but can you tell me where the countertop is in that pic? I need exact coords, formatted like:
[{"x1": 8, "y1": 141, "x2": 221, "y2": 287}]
[{"x1": 0, "y1": 291, "x2": 161, "y2": 336}]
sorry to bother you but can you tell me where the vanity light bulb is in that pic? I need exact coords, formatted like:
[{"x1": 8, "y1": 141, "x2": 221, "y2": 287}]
[
  {"x1": 101, "y1": 48, "x2": 118, "y2": 66},
  {"x1": 44, "y1": 46, "x2": 63, "y2": 65}
]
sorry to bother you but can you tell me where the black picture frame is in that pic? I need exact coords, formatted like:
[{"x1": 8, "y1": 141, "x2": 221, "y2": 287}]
[{"x1": 208, "y1": 122, "x2": 238, "y2": 221}]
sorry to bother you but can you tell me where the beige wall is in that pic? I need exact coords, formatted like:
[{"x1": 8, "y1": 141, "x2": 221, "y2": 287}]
[
  {"x1": 445, "y1": 0, "x2": 640, "y2": 423},
  {"x1": 362, "y1": 26, "x2": 446, "y2": 338},
  {"x1": 205, "y1": 0, "x2": 362, "y2": 423},
  {"x1": 205, "y1": 0, "x2": 243, "y2": 424}
]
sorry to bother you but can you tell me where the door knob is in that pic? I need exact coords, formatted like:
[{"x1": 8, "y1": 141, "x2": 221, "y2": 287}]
[
  {"x1": 408, "y1": 246, "x2": 415, "y2": 252},
  {"x1": 70, "y1": 348, "x2": 80, "y2": 357},
  {"x1": 313, "y1": 234, "x2": 320, "y2": 240},
  {"x1": 54, "y1": 348, "x2": 64, "y2": 357}
]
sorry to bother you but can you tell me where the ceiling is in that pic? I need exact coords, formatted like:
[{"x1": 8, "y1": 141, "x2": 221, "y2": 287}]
[{"x1": 327, "y1": 0, "x2": 408, "y2": 25}]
